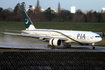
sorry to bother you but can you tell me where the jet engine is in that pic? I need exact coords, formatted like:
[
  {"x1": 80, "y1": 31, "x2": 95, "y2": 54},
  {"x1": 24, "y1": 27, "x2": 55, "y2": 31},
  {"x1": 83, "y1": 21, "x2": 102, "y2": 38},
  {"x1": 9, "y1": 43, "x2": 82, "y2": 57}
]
[{"x1": 49, "y1": 38, "x2": 62, "y2": 46}]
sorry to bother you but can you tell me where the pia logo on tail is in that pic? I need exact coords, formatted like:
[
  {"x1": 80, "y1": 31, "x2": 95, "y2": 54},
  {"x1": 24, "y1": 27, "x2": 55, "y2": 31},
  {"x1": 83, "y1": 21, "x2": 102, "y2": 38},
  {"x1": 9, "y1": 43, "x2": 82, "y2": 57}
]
[{"x1": 25, "y1": 19, "x2": 29, "y2": 24}]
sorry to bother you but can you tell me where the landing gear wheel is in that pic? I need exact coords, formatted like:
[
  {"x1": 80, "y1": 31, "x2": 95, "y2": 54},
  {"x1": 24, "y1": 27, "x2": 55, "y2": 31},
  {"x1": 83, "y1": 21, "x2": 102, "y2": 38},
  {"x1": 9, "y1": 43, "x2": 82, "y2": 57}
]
[
  {"x1": 92, "y1": 43, "x2": 95, "y2": 49},
  {"x1": 66, "y1": 45, "x2": 71, "y2": 48},
  {"x1": 47, "y1": 45, "x2": 51, "y2": 48},
  {"x1": 92, "y1": 46, "x2": 95, "y2": 49}
]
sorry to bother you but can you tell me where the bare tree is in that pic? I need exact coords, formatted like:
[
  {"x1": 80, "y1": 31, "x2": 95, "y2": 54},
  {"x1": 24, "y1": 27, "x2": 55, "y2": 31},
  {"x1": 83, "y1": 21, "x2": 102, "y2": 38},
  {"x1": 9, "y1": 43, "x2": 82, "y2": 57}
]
[
  {"x1": 35, "y1": 0, "x2": 41, "y2": 13},
  {"x1": 72, "y1": 9, "x2": 85, "y2": 22},
  {"x1": 86, "y1": 11, "x2": 92, "y2": 22},
  {"x1": 86, "y1": 11, "x2": 98, "y2": 22},
  {"x1": 72, "y1": 14, "x2": 85, "y2": 22},
  {"x1": 57, "y1": 2, "x2": 61, "y2": 13},
  {"x1": 100, "y1": 13, "x2": 105, "y2": 23}
]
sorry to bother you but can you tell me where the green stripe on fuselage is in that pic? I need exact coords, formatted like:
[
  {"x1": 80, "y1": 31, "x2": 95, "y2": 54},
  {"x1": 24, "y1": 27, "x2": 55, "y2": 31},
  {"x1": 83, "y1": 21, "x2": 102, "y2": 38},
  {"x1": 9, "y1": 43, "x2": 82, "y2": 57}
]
[{"x1": 22, "y1": 30, "x2": 81, "y2": 44}]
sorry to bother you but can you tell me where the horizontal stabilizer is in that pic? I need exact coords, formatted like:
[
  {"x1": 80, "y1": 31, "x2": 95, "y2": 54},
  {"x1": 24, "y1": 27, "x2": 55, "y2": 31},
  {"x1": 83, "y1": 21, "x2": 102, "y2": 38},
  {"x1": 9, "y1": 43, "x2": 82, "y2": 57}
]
[{"x1": 5, "y1": 29, "x2": 22, "y2": 33}]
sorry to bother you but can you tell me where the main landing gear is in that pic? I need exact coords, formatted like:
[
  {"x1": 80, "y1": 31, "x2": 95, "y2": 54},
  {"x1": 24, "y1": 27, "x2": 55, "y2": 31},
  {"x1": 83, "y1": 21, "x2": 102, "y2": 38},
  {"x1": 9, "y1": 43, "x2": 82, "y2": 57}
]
[
  {"x1": 63, "y1": 43, "x2": 71, "y2": 48},
  {"x1": 92, "y1": 43, "x2": 95, "y2": 49},
  {"x1": 47, "y1": 45, "x2": 55, "y2": 49},
  {"x1": 47, "y1": 43, "x2": 71, "y2": 49}
]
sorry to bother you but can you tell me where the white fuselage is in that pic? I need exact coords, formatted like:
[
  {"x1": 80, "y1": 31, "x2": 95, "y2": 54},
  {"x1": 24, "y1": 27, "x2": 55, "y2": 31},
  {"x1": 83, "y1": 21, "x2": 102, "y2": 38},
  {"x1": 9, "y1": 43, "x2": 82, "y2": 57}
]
[{"x1": 22, "y1": 29, "x2": 102, "y2": 44}]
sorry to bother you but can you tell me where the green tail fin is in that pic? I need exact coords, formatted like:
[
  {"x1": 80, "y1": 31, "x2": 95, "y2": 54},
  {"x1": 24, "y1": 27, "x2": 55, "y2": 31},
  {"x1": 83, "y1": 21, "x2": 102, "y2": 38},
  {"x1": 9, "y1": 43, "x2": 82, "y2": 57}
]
[{"x1": 22, "y1": 11, "x2": 36, "y2": 30}]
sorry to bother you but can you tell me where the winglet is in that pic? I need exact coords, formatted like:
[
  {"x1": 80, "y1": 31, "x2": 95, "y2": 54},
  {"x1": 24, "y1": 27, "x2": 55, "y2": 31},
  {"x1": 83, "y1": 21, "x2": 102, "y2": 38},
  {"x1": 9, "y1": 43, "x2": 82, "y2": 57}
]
[{"x1": 22, "y1": 11, "x2": 36, "y2": 30}]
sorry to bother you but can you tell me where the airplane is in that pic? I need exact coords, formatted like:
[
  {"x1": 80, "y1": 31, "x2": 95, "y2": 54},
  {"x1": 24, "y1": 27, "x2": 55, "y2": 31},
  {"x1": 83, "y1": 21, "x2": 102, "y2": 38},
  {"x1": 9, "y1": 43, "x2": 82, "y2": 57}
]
[{"x1": 3, "y1": 11, "x2": 102, "y2": 49}]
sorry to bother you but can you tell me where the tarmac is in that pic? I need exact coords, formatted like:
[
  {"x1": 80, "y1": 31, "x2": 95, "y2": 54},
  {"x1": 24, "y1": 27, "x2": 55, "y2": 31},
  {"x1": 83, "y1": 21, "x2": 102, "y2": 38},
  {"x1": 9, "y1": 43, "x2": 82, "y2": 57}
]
[
  {"x1": 0, "y1": 42, "x2": 105, "y2": 52},
  {"x1": 0, "y1": 35, "x2": 105, "y2": 52},
  {"x1": 0, "y1": 42, "x2": 105, "y2": 69}
]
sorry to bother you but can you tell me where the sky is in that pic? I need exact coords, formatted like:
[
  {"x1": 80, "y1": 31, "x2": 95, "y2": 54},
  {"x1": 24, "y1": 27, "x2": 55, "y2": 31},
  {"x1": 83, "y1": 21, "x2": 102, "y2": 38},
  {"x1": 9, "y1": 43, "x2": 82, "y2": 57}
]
[{"x1": 0, "y1": 0, "x2": 105, "y2": 12}]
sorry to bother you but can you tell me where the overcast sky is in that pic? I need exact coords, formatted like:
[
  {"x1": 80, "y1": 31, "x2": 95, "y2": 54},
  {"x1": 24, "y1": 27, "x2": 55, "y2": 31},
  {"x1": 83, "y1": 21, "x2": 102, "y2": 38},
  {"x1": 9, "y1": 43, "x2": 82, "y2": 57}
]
[{"x1": 0, "y1": 0, "x2": 105, "y2": 12}]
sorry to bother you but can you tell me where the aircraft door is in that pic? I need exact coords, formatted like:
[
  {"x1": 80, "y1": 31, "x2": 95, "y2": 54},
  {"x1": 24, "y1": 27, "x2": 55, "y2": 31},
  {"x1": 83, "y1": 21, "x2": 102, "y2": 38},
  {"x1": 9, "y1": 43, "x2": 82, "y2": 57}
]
[
  {"x1": 73, "y1": 34, "x2": 76, "y2": 39},
  {"x1": 86, "y1": 34, "x2": 90, "y2": 40}
]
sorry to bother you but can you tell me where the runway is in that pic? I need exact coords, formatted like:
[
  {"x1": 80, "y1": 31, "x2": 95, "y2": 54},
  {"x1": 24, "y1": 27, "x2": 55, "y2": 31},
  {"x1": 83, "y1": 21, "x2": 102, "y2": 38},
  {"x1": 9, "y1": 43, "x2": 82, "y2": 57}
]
[
  {"x1": 1, "y1": 36, "x2": 105, "y2": 70},
  {"x1": 0, "y1": 42, "x2": 105, "y2": 52}
]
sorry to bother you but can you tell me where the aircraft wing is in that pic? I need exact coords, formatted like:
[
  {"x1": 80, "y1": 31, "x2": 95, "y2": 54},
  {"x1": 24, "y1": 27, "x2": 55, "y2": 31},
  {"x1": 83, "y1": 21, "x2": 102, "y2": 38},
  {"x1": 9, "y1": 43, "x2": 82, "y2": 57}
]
[{"x1": 3, "y1": 32, "x2": 67, "y2": 41}]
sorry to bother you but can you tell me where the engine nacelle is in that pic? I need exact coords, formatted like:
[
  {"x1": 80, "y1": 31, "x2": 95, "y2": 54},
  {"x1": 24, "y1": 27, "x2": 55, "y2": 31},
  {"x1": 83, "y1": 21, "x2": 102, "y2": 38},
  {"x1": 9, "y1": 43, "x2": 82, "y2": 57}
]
[{"x1": 49, "y1": 38, "x2": 62, "y2": 46}]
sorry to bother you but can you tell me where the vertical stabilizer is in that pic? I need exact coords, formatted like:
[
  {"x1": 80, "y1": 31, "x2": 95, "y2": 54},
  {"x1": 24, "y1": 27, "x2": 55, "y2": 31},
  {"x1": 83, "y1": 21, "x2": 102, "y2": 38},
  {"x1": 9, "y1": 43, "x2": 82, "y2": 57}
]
[{"x1": 22, "y1": 11, "x2": 36, "y2": 30}]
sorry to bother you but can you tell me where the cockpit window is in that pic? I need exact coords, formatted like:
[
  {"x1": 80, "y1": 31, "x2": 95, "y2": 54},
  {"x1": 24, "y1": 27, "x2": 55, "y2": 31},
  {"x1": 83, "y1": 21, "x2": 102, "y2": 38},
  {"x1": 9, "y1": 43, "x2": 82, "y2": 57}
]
[{"x1": 95, "y1": 36, "x2": 100, "y2": 38}]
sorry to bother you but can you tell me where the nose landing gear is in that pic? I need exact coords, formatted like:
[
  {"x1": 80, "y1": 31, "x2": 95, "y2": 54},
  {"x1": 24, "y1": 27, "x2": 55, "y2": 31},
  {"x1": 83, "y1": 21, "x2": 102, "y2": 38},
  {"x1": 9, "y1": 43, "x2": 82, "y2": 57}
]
[{"x1": 92, "y1": 43, "x2": 95, "y2": 49}]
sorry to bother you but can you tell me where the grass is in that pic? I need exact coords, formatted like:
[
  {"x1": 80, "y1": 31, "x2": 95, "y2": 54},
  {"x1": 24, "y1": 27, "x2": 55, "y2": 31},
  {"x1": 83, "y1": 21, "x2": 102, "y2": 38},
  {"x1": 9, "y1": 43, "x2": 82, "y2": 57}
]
[
  {"x1": 34, "y1": 22, "x2": 105, "y2": 33},
  {"x1": 0, "y1": 21, "x2": 105, "y2": 45},
  {"x1": 0, "y1": 22, "x2": 105, "y2": 32}
]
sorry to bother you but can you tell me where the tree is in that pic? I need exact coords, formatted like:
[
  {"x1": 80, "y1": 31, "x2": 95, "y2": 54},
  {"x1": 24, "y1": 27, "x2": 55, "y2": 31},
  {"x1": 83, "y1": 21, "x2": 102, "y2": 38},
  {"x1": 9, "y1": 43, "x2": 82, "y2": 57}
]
[
  {"x1": 0, "y1": 7, "x2": 3, "y2": 21},
  {"x1": 19, "y1": 2, "x2": 26, "y2": 11},
  {"x1": 57, "y1": 2, "x2": 61, "y2": 13},
  {"x1": 36, "y1": 0, "x2": 40, "y2": 8},
  {"x1": 86, "y1": 11, "x2": 98, "y2": 22},
  {"x1": 45, "y1": 7, "x2": 56, "y2": 21},
  {"x1": 35, "y1": 0, "x2": 41, "y2": 12},
  {"x1": 97, "y1": 13, "x2": 102, "y2": 22},
  {"x1": 0, "y1": 7, "x2": 3, "y2": 12},
  {"x1": 21, "y1": 2, "x2": 26, "y2": 9},
  {"x1": 86, "y1": 11, "x2": 92, "y2": 22},
  {"x1": 72, "y1": 14, "x2": 85, "y2": 22},
  {"x1": 58, "y1": 10, "x2": 72, "y2": 22},
  {"x1": 2, "y1": 9, "x2": 10, "y2": 20},
  {"x1": 14, "y1": 3, "x2": 20, "y2": 12},
  {"x1": 14, "y1": 2, "x2": 25, "y2": 12},
  {"x1": 29, "y1": 5, "x2": 32, "y2": 9},
  {"x1": 76, "y1": 9, "x2": 82, "y2": 15},
  {"x1": 91, "y1": 11, "x2": 98, "y2": 22},
  {"x1": 13, "y1": 2, "x2": 26, "y2": 21},
  {"x1": 29, "y1": 5, "x2": 32, "y2": 10},
  {"x1": 100, "y1": 13, "x2": 105, "y2": 23},
  {"x1": 72, "y1": 9, "x2": 85, "y2": 22}
]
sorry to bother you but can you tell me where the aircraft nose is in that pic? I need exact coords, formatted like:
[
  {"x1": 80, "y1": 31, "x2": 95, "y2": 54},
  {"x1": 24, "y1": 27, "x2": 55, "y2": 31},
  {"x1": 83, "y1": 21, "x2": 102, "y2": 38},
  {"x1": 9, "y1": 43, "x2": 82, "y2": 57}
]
[
  {"x1": 97, "y1": 37, "x2": 102, "y2": 42},
  {"x1": 95, "y1": 37, "x2": 102, "y2": 43},
  {"x1": 99, "y1": 37, "x2": 102, "y2": 42}
]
